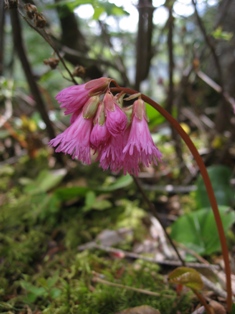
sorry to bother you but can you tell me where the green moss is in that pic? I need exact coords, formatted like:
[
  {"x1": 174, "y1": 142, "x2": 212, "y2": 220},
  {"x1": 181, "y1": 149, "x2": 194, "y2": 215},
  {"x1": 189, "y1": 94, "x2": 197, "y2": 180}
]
[{"x1": 0, "y1": 156, "x2": 193, "y2": 313}]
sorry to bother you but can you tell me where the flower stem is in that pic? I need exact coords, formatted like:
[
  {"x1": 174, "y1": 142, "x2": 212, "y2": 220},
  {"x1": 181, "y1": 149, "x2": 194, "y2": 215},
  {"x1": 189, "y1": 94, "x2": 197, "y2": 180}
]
[{"x1": 111, "y1": 86, "x2": 232, "y2": 313}]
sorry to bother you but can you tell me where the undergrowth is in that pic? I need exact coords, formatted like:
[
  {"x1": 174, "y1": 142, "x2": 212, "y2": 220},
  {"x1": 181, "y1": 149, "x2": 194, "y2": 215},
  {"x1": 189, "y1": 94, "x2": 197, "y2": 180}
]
[{"x1": 0, "y1": 153, "x2": 194, "y2": 313}]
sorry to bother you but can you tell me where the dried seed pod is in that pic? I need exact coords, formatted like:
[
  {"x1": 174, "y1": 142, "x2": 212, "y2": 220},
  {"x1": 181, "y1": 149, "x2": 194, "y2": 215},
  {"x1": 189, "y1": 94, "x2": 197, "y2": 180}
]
[
  {"x1": 34, "y1": 12, "x2": 47, "y2": 28},
  {"x1": 24, "y1": 3, "x2": 38, "y2": 19},
  {"x1": 73, "y1": 65, "x2": 86, "y2": 78},
  {"x1": 43, "y1": 58, "x2": 60, "y2": 69}
]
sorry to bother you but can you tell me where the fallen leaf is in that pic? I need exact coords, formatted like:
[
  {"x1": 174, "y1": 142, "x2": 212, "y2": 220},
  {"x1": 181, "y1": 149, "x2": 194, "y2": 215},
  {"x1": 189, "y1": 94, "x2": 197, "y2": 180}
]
[{"x1": 116, "y1": 305, "x2": 161, "y2": 314}]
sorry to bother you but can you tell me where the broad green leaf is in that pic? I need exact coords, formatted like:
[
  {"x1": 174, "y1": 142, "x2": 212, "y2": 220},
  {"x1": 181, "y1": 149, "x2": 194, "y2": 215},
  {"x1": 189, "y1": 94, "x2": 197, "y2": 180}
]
[
  {"x1": 170, "y1": 206, "x2": 235, "y2": 255},
  {"x1": 24, "y1": 169, "x2": 66, "y2": 195},
  {"x1": 168, "y1": 267, "x2": 203, "y2": 291},
  {"x1": 55, "y1": 186, "x2": 91, "y2": 201},
  {"x1": 146, "y1": 104, "x2": 165, "y2": 129},
  {"x1": 195, "y1": 165, "x2": 234, "y2": 208},
  {"x1": 98, "y1": 175, "x2": 133, "y2": 192},
  {"x1": 92, "y1": 199, "x2": 112, "y2": 210},
  {"x1": 82, "y1": 191, "x2": 111, "y2": 212},
  {"x1": 85, "y1": 191, "x2": 96, "y2": 208}
]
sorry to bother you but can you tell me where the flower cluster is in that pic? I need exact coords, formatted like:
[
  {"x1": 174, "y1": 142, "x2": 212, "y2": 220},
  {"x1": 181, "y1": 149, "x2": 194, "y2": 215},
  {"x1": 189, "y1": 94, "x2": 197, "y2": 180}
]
[{"x1": 49, "y1": 77, "x2": 162, "y2": 175}]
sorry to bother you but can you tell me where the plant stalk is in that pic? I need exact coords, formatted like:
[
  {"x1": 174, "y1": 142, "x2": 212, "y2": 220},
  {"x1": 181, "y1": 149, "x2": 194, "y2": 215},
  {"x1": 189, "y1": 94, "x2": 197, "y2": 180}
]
[{"x1": 111, "y1": 86, "x2": 232, "y2": 313}]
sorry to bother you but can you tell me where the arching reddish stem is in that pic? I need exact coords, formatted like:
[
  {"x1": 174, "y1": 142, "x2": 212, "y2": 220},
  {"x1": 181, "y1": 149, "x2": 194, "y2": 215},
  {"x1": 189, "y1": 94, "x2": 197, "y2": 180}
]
[{"x1": 111, "y1": 86, "x2": 233, "y2": 313}]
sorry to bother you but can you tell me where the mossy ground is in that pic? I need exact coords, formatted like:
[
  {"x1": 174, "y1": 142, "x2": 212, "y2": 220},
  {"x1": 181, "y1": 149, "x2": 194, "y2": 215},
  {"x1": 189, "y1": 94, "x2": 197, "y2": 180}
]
[{"x1": 0, "y1": 152, "x2": 194, "y2": 314}]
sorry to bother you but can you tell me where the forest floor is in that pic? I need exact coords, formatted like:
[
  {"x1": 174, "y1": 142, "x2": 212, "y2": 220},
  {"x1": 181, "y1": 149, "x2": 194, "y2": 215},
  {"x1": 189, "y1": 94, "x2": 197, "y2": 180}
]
[{"x1": 0, "y1": 148, "x2": 234, "y2": 314}]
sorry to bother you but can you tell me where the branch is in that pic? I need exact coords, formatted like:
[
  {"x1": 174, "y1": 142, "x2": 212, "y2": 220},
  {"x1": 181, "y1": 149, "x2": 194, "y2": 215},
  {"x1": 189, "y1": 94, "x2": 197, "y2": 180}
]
[
  {"x1": 135, "y1": 0, "x2": 154, "y2": 90},
  {"x1": 10, "y1": 9, "x2": 56, "y2": 139},
  {"x1": 196, "y1": 70, "x2": 235, "y2": 112},
  {"x1": 0, "y1": 1, "x2": 5, "y2": 76},
  {"x1": 0, "y1": 0, "x2": 5, "y2": 75},
  {"x1": 192, "y1": 0, "x2": 223, "y2": 90}
]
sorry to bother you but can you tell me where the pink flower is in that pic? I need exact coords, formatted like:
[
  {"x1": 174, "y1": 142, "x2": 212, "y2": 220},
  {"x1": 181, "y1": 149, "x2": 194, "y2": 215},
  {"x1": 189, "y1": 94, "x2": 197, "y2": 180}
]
[
  {"x1": 56, "y1": 85, "x2": 90, "y2": 116},
  {"x1": 49, "y1": 110, "x2": 93, "y2": 164},
  {"x1": 104, "y1": 92, "x2": 127, "y2": 136},
  {"x1": 97, "y1": 134, "x2": 126, "y2": 173},
  {"x1": 56, "y1": 77, "x2": 111, "y2": 116},
  {"x1": 90, "y1": 102, "x2": 111, "y2": 149},
  {"x1": 123, "y1": 99, "x2": 162, "y2": 175},
  {"x1": 90, "y1": 123, "x2": 110, "y2": 149}
]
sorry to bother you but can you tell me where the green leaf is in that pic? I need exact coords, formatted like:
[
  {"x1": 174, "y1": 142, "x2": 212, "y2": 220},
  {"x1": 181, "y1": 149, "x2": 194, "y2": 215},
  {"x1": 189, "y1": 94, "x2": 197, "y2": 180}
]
[
  {"x1": 98, "y1": 175, "x2": 133, "y2": 192},
  {"x1": 170, "y1": 206, "x2": 235, "y2": 255},
  {"x1": 24, "y1": 169, "x2": 67, "y2": 195},
  {"x1": 85, "y1": 191, "x2": 96, "y2": 208},
  {"x1": 21, "y1": 281, "x2": 46, "y2": 302},
  {"x1": 195, "y1": 165, "x2": 234, "y2": 208},
  {"x1": 212, "y1": 26, "x2": 233, "y2": 41},
  {"x1": 168, "y1": 267, "x2": 203, "y2": 291},
  {"x1": 93, "y1": 7, "x2": 104, "y2": 20},
  {"x1": 92, "y1": 199, "x2": 112, "y2": 210},
  {"x1": 55, "y1": 186, "x2": 91, "y2": 201},
  {"x1": 146, "y1": 104, "x2": 165, "y2": 129},
  {"x1": 50, "y1": 288, "x2": 62, "y2": 299}
]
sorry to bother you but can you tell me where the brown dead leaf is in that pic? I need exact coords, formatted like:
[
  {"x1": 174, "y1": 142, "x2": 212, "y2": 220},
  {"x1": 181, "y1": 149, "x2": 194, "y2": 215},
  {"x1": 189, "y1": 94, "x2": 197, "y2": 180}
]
[
  {"x1": 116, "y1": 305, "x2": 161, "y2": 314},
  {"x1": 209, "y1": 300, "x2": 226, "y2": 314}
]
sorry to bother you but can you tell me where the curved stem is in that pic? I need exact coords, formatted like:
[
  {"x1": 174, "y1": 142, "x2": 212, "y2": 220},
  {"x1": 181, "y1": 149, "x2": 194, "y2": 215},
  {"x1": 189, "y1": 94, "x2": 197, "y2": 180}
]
[{"x1": 111, "y1": 86, "x2": 232, "y2": 313}]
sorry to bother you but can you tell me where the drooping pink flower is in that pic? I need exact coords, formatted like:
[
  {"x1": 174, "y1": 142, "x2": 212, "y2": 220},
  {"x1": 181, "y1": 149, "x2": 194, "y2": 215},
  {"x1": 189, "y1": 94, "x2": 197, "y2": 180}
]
[
  {"x1": 90, "y1": 123, "x2": 111, "y2": 149},
  {"x1": 56, "y1": 77, "x2": 111, "y2": 116},
  {"x1": 97, "y1": 133, "x2": 126, "y2": 173},
  {"x1": 123, "y1": 99, "x2": 162, "y2": 175},
  {"x1": 49, "y1": 110, "x2": 93, "y2": 164},
  {"x1": 104, "y1": 92, "x2": 127, "y2": 136},
  {"x1": 89, "y1": 101, "x2": 111, "y2": 149},
  {"x1": 56, "y1": 85, "x2": 90, "y2": 116}
]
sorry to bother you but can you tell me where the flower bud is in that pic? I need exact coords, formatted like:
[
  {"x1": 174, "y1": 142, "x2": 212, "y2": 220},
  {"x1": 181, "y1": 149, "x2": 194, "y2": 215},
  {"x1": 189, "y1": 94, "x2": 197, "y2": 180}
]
[
  {"x1": 133, "y1": 98, "x2": 145, "y2": 120},
  {"x1": 85, "y1": 77, "x2": 111, "y2": 95},
  {"x1": 82, "y1": 96, "x2": 100, "y2": 119}
]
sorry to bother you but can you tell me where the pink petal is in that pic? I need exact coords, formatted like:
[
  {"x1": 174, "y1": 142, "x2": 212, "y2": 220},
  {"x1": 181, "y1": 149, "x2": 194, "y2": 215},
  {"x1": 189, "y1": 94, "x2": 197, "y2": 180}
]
[
  {"x1": 49, "y1": 111, "x2": 93, "y2": 164},
  {"x1": 90, "y1": 123, "x2": 111, "y2": 149}
]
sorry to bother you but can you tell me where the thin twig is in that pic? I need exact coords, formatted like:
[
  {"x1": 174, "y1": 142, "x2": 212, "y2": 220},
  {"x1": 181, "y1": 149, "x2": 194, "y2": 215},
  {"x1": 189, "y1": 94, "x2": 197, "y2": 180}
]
[
  {"x1": 17, "y1": 0, "x2": 77, "y2": 85},
  {"x1": 191, "y1": 0, "x2": 223, "y2": 90},
  {"x1": 92, "y1": 272, "x2": 173, "y2": 298},
  {"x1": 91, "y1": 244, "x2": 231, "y2": 302},
  {"x1": 166, "y1": 4, "x2": 186, "y2": 176},
  {"x1": 91, "y1": 244, "x2": 219, "y2": 270},
  {"x1": 0, "y1": 0, "x2": 5, "y2": 75},
  {"x1": 132, "y1": 176, "x2": 186, "y2": 266},
  {"x1": 196, "y1": 70, "x2": 235, "y2": 112},
  {"x1": 10, "y1": 9, "x2": 56, "y2": 140}
]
